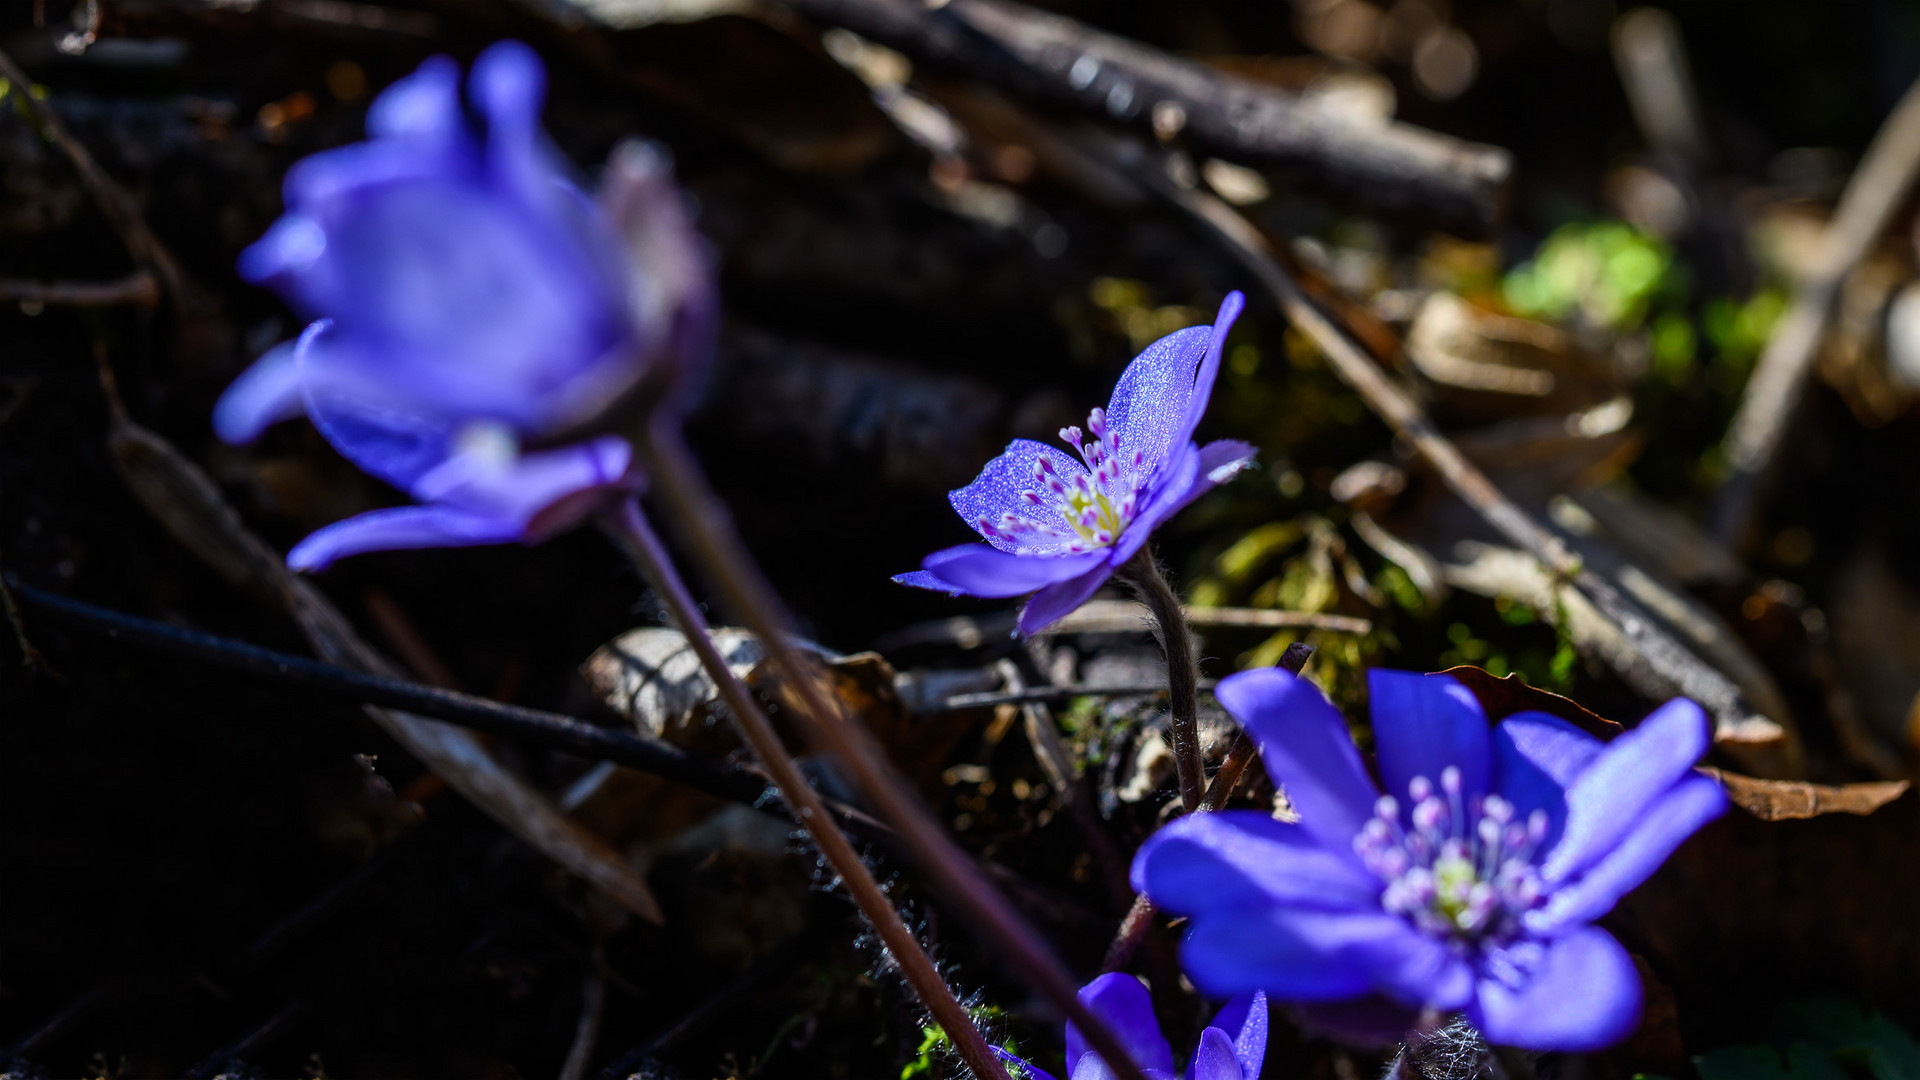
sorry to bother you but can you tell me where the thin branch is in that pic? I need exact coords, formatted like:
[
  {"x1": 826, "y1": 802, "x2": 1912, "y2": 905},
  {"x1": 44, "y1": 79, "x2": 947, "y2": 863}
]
[
  {"x1": 640, "y1": 423, "x2": 1153, "y2": 1080},
  {"x1": 7, "y1": 577, "x2": 778, "y2": 807},
  {"x1": 928, "y1": 681, "x2": 1207, "y2": 712},
  {"x1": 771, "y1": 0, "x2": 1511, "y2": 232},
  {"x1": 0, "y1": 271, "x2": 160, "y2": 307},
  {"x1": 1712, "y1": 73, "x2": 1920, "y2": 549},
  {"x1": 600, "y1": 500, "x2": 1013, "y2": 1080},
  {"x1": 1125, "y1": 150, "x2": 1792, "y2": 761},
  {"x1": 0, "y1": 47, "x2": 195, "y2": 309}
]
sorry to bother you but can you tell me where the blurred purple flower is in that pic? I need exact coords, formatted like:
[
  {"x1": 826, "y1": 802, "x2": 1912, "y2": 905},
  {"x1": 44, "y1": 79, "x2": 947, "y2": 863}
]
[
  {"x1": 893, "y1": 292, "x2": 1255, "y2": 635},
  {"x1": 1000, "y1": 973, "x2": 1267, "y2": 1080},
  {"x1": 261, "y1": 322, "x2": 637, "y2": 571},
  {"x1": 218, "y1": 41, "x2": 708, "y2": 441},
  {"x1": 1132, "y1": 669, "x2": 1727, "y2": 1052},
  {"x1": 214, "y1": 42, "x2": 710, "y2": 567}
]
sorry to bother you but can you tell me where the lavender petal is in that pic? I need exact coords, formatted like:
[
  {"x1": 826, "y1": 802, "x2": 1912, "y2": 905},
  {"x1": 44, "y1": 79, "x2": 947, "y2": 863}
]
[
  {"x1": 918, "y1": 544, "x2": 1107, "y2": 598},
  {"x1": 286, "y1": 505, "x2": 524, "y2": 571},
  {"x1": 1130, "y1": 811, "x2": 1377, "y2": 915},
  {"x1": 1491, "y1": 712, "x2": 1605, "y2": 849},
  {"x1": 1067, "y1": 973, "x2": 1175, "y2": 1076},
  {"x1": 1541, "y1": 698, "x2": 1712, "y2": 882},
  {"x1": 1368, "y1": 670, "x2": 1493, "y2": 805},
  {"x1": 1179, "y1": 906, "x2": 1396, "y2": 1001},
  {"x1": 949, "y1": 439, "x2": 1090, "y2": 554},
  {"x1": 1468, "y1": 927, "x2": 1642, "y2": 1051},
  {"x1": 1216, "y1": 668, "x2": 1381, "y2": 850},
  {"x1": 1187, "y1": 1028, "x2": 1243, "y2": 1080},
  {"x1": 1018, "y1": 564, "x2": 1114, "y2": 634},
  {"x1": 1531, "y1": 772, "x2": 1726, "y2": 930}
]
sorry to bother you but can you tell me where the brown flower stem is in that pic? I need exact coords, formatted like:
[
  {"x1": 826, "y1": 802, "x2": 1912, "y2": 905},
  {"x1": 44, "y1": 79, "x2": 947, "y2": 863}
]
[
  {"x1": 601, "y1": 498, "x2": 1011, "y2": 1080},
  {"x1": 1102, "y1": 642, "x2": 1314, "y2": 973},
  {"x1": 639, "y1": 423, "x2": 1152, "y2": 1080},
  {"x1": 1116, "y1": 549, "x2": 1204, "y2": 814}
]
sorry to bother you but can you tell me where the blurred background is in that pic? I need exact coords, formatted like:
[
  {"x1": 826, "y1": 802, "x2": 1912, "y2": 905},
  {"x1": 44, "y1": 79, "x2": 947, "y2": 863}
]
[{"x1": 4, "y1": 0, "x2": 1919, "y2": 1076}]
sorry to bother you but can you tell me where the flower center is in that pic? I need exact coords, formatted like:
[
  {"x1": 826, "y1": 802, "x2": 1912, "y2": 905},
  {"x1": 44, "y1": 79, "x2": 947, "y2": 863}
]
[
  {"x1": 974, "y1": 406, "x2": 1146, "y2": 554},
  {"x1": 1353, "y1": 766, "x2": 1550, "y2": 947}
]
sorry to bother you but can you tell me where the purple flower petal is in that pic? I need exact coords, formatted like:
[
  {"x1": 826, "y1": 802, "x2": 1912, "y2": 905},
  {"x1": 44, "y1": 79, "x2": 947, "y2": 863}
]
[
  {"x1": 1178, "y1": 292, "x2": 1244, "y2": 449},
  {"x1": 1018, "y1": 563, "x2": 1114, "y2": 634},
  {"x1": 365, "y1": 53, "x2": 465, "y2": 142},
  {"x1": 1066, "y1": 973, "x2": 1175, "y2": 1076},
  {"x1": 212, "y1": 333, "x2": 309, "y2": 444},
  {"x1": 1368, "y1": 670, "x2": 1494, "y2": 805},
  {"x1": 1202, "y1": 992, "x2": 1267, "y2": 1080},
  {"x1": 1468, "y1": 927, "x2": 1642, "y2": 1051},
  {"x1": 1540, "y1": 698, "x2": 1711, "y2": 882},
  {"x1": 1179, "y1": 906, "x2": 1397, "y2": 1001},
  {"x1": 1187, "y1": 1028, "x2": 1242, "y2": 1080},
  {"x1": 1531, "y1": 771, "x2": 1726, "y2": 930},
  {"x1": 1217, "y1": 668, "x2": 1380, "y2": 850},
  {"x1": 306, "y1": 383, "x2": 457, "y2": 493},
  {"x1": 1351, "y1": 919, "x2": 1476, "y2": 1010},
  {"x1": 949, "y1": 439, "x2": 1090, "y2": 555},
  {"x1": 1111, "y1": 441, "x2": 1200, "y2": 566},
  {"x1": 287, "y1": 504, "x2": 524, "y2": 571},
  {"x1": 1195, "y1": 439, "x2": 1258, "y2": 485},
  {"x1": 1130, "y1": 811, "x2": 1378, "y2": 915},
  {"x1": 918, "y1": 544, "x2": 1108, "y2": 599},
  {"x1": 1490, "y1": 712, "x2": 1605, "y2": 849},
  {"x1": 891, "y1": 569, "x2": 962, "y2": 594},
  {"x1": 1104, "y1": 292, "x2": 1243, "y2": 483}
]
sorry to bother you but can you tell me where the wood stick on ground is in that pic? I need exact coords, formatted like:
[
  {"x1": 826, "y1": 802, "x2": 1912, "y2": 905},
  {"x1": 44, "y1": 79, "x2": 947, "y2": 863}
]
[
  {"x1": 0, "y1": 271, "x2": 159, "y2": 307},
  {"x1": 0, "y1": 47, "x2": 196, "y2": 310},
  {"x1": 92, "y1": 360, "x2": 667, "y2": 923},
  {"x1": 1712, "y1": 73, "x2": 1920, "y2": 550},
  {"x1": 1126, "y1": 149, "x2": 1794, "y2": 762},
  {"x1": 770, "y1": 0, "x2": 1512, "y2": 233}
]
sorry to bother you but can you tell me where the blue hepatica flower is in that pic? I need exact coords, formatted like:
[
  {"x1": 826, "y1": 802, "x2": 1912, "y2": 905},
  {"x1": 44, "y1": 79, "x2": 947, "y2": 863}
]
[
  {"x1": 215, "y1": 42, "x2": 707, "y2": 568},
  {"x1": 1000, "y1": 973, "x2": 1267, "y2": 1080},
  {"x1": 1133, "y1": 668, "x2": 1729, "y2": 1051},
  {"x1": 894, "y1": 292, "x2": 1256, "y2": 635}
]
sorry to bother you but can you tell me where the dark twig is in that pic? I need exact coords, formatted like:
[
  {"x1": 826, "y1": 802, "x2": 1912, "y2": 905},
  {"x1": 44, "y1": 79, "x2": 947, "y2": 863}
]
[
  {"x1": 0, "y1": 48, "x2": 194, "y2": 309},
  {"x1": 1117, "y1": 549, "x2": 1203, "y2": 814},
  {"x1": 1101, "y1": 643, "x2": 1313, "y2": 974},
  {"x1": 599, "y1": 499, "x2": 1013, "y2": 1080},
  {"x1": 771, "y1": 0, "x2": 1511, "y2": 232},
  {"x1": 0, "y1": 272, "x2": 160, "y2": 307},
  {"x1": 9, "y1": 577, "x2": 775, "y2": 806},
  {"x1": 640, "y1": 423, "x2": 1151, "y2": 1080},
  {"x1": 1712, "y1": 73, "x2": 1920, "y2": 549},
  {"x1": 930, "y1": 681, "x2": 1214, "y2": 712},
  {"x1": 1, "y1": 556, "x2": 57, "y2": 678},
  {"x1": 184, "y1": 1001, "x2": 307, "y2": 1080},
  {"x1": 1133, "y1": 154, "x2": 1793, "y2": 761}
]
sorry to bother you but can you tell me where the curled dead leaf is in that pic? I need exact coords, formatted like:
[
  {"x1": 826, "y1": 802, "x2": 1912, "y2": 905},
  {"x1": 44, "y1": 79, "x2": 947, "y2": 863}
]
[{"x1": 1700, "y1": 768, "x2": 1911, "y2": 822}]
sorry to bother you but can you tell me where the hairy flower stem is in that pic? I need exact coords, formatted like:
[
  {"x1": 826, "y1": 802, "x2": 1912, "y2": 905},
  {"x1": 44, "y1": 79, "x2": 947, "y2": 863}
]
[
  {"x1": 1117, "y1": 549, "x2": 1204, "y2": 814},
  {"x1": 639, "y1": 424, "x2": 1154, "y2": 1080},
  {"x1": 601, "y1": 499, "x2": 1011, "y2": 1080},
  {"x1": 1103, "y1": 642, "x2": 1314, "y2": 974}
]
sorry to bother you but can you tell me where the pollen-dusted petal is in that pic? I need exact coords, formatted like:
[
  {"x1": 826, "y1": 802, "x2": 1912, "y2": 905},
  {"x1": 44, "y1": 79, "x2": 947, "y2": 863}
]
[
  {"x1": 1467, "y1": 926, "x2": 1641, "y2": 1051},
  {"x1": 1541, "y1": 698, "x2": 1712, "y2": 882},
  {"x1": 992, "y1": 1047, "x2": 1060, "y2": 1080},
  {"x1": 1368, "y1": 671, "x2": 1494, "y2": 807},
  {"x1": 1188, "y1": 1028, "x2": 1243, "y2": 1080},
  {"x1": 1207, "y1": 991, "x2": 1268, "y2": 1080},
  {"x1": 1216, "y1": 668, "x2": 1381, "y2": 850},
  {"x1": 1131, "y1": 811, "x2": 1378, "y2": 916},
  {"x1": 919, "y1": 544, "x2": 1107, "y2": 598},
  {"x1": 1066, "y1": 974, "x2": 1175, "y2": 1077},
  {"x1": 1529, "y1": 772, "x2": 1725, "y2": 930},
  {"x1": 1018, "y1": 563, "x2": 1113, "y2": 634},
  {"x1": 287, "y1": 505, "x2": 525, "y2": 571},
  {"x1": 1110, "y1": 441, "x2": 1200, "y2": 566},
  {"x1": 1104, "y1": 326, "x2": 1215, "y2": 484},
  {"x1": 1178, "y1": 291, "x2": 1245, "y2": 449},
  {"x1": 950, "y1": 439, "x2": 1090, "y2": 553}
]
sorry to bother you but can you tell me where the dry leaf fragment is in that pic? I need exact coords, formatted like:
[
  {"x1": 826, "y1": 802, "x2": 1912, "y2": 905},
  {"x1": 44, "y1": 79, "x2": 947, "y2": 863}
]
[{"x1": 1700, "y1": 768, "x2": 1911, "y2": 822}]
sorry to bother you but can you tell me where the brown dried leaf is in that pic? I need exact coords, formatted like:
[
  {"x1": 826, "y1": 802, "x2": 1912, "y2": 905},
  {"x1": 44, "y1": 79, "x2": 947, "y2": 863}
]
[
  {"x1": 1700, "y1": 768, "x2": 1911, "y2": 821},
  {"x1": 1439, "y1": 664, "x2": 1625, "y2": 739}
]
